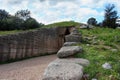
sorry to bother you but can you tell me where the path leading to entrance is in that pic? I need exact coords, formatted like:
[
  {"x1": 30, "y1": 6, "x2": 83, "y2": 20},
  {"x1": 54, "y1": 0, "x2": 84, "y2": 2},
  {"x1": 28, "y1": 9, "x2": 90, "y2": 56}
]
[{"x1": 0, "y1": 54, "x2": 57, "y2": 80}]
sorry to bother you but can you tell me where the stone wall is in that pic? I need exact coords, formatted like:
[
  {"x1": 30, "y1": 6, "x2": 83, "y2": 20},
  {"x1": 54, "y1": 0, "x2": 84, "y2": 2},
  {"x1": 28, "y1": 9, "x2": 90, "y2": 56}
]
[{"x1": 0, "y1": 26, "x2": 74, "y2": 63}]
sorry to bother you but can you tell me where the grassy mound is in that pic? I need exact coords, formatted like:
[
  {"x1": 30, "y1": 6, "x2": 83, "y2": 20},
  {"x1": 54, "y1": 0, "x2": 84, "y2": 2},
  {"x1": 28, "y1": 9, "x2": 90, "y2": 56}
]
[
  {"x1": 0, "y1": 21, "x2": 82, "y2": 35},
  {"x1": 43, "y1": 21, "x2": 82, "y2": 28},
  {"x1": 76, "y1": 27, "x2": 120, "y2": 79}
]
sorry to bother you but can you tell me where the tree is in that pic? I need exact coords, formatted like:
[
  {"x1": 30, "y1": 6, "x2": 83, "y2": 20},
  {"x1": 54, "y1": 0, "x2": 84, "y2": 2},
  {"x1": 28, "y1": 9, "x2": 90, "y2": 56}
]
[
  {"x1": 22, "y1": 18, "x2": 40, "y2": 30},
  {"x1": 15, "y1": 9, "x2": 30, "y2": 21},
  {"x1": 102, "y1": 4, "x2": 118, "y2": 28},
  {"x1": 0, "y1": 9, "x2": 9, "y2": 21},
  {"x1": 87, "y1": 17, "x2": 97, "y2": 26}
]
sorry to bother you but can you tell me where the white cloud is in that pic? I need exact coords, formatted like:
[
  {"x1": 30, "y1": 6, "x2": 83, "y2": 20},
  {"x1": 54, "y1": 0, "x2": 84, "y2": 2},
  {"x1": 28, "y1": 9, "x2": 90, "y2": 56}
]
[{"x1": 0, "y1": 0, "x2": 120, "y2": 24}]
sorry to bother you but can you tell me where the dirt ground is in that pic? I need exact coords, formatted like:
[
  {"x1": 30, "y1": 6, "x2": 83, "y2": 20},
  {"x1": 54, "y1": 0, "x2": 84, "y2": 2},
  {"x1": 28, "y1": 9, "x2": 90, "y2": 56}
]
[{"x1": 0, "y1": 54, "x2": 57, "y2": 80}]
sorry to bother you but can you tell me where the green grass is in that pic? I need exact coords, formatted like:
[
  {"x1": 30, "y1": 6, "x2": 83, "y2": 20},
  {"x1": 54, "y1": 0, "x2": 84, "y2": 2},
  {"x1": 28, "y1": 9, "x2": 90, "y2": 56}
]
[
  {"x1": 43, "y1": 21, "x2": 83, "y2": 28},
  {"x1": 75, "y1": 27, "x2": 120, "y2": 79},
  {"x1": 0, "y1": 21, "x2": 82, "y2": 35},
  {"x1": 0, "y1": 30, "x2": 24, "y2": 35},
  {"x1": 0, "y1": 29, "x2": 38, "y2": 36}
]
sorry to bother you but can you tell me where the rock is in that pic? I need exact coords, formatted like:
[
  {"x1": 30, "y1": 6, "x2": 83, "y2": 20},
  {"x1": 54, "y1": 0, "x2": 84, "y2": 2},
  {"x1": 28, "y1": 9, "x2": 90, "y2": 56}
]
[
  {"x1": 65, "y1": 28, "x2": 82, "y2": 42},
  {"x1": 116, "y1": 27, "x2": 120, "y2": 29},
  {"x1": 86, "y1": 44, "x2": 90, "y2": 46},
  {"x1": 63, "y1": 42, "x2": 79, "y2": 46},
  {"x1": 57, "y1": 46, "x2": 83, "y2": 58},
  {"x1": 88, "y1": 25, "x2": 94, "y2": 29},
  {"x1": 71, "y1": 28, "x2": 81, "y2": 35},
  {"x1": 92, "y1": 78, "x2": 97, "y2": 80},
  {"x1": 92, "y1": 41, "x2": 98, "y2": 45},
  {"x1": 111, "y1": 49, "x2": 118, "y2": 53},
  {"x1": 84, "y1": 37, "x2": 92, "y2": 41},
  {"x1": 102, "y1": 62, "x2": 112, "y2": 69},
  {"x1": 53, "y1": 58, "x2": 90, "y2": 66},
  {"x1": 42, "y1": 63, "x2": 83, "y2": 80},
  {"x1": 79, "y1": 25, "x2": 88, "y2": 29},
  {"x1": 65, "y1": 35, "x2": 82, "y2": 42},
  {"x1": 79, "y1": 24, "x2": 94, "y2": 29},
  {"x1": 93, "y1": 36, "x2": 97, "y2": 39}
]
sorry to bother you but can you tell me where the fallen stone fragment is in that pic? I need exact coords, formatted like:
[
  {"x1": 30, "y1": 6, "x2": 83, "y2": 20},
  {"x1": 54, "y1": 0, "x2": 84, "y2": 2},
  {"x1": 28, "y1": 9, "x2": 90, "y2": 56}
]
[
  {"x1": 57, "y1": 46, "x2": 83, "y2": 58},
  {"x1": 42, "y1": 63, "x2": 83, "y2": 80}
]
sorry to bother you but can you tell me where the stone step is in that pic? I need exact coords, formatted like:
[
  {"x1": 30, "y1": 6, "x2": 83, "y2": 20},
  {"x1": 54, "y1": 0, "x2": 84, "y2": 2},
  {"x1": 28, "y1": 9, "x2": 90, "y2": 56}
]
[
  {"x1": 53, "y1": 58, "x2": 90, "y2": 67},
  {"x1": 42, "y1": 58, "x2": 90, "y2": 80},
  {"x1": 42, "y1": 62, "x2": 83, "y2": 80},
  {"x1": 57, "y1": 46, "x2": 83, "y2": 58},
  {"x1": 63, "y1": 42, "x2": 80, "y2": 46}
]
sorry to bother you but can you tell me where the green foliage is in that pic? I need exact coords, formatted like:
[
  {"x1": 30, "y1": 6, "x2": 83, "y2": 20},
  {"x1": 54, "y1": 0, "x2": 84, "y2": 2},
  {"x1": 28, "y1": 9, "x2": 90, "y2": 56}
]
[
  {"x1": 76, "y1": 27, "x2": 120, "y2": 79},
  {"x1": 0, "y1": 30, "x2": 24, "y2": 35},
  {"x1": 0, "y1": 9, "x2": 43, "y2": 31},
  {"x1": 87, "y1": 17, "x2": 97, "y2": 26},
  {"x1": 0, "y1": 9, "x2": 9, "y2": 21},
  {"x1": 103, "y1": 4, "x2": 118, "y2": 28},
  {"x1": 22, "y1": 18, "x2": 42, "y2": 30}
]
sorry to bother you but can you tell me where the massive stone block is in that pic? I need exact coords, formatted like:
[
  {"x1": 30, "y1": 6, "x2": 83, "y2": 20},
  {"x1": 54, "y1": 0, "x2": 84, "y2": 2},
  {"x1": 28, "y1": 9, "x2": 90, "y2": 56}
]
[
  {"x1": 65, "y1": 28, "x2": 82, "y2": 42},
  {"x1": 57, "y1": 46, "x2": 83, "y2": 58},
  {"x1": 53, "y1": 58, "x2": 90, "y2": 67},
  {"x1": 42, "y1": 62, "x2": 83, "y2": 80}
]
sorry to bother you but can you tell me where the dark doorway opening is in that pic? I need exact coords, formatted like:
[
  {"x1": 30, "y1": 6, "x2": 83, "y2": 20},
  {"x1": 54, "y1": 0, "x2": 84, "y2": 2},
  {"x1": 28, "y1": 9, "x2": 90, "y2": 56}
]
[
  {"x1": 64, "y1": 28, "x2": 70, "y2": 42},
  {"x1": 65, "y1": 28, "x2": 70, "y2": 35}
]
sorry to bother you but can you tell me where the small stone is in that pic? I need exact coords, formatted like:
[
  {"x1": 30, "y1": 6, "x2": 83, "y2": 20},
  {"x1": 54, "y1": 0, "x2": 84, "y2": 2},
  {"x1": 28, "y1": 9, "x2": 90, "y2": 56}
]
[
  {"x1": 111, "y1": 49, "x2": 118, "y2": 53},
  {"x1": 102, "y1": 62, "x2": 112, "y2": 69},
  {"x1": 93, "y1": 36, "x2": 97, "y2": 39},
  {"x1": 86, "y1": 44, "x2": 90, "y2": 46},
  {"x1": 92, "y1": 78, "x2": 97, "y2": 80},
  {"x1": 92, "y1": 41, "x2": 98, "y2": 45}
]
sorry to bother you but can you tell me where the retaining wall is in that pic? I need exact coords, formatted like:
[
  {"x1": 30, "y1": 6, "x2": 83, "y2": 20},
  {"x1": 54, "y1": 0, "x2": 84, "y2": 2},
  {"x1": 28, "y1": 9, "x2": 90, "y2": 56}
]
[{"x1": 0, "y1": 27, "x2": 74, "y2": 62}]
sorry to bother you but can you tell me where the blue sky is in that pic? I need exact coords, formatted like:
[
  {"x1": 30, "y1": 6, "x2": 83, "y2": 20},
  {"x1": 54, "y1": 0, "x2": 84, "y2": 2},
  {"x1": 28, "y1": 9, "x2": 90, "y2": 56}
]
[{"x1": 0, "y1": 0, "x2": 120, "y2": 24}]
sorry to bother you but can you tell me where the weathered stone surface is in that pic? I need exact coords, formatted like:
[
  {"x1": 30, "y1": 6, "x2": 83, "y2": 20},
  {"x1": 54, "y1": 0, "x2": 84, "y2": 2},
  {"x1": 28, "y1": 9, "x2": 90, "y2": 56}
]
[
  {"x1": 57, "y1": 46, "x2": 83, "y2": 58},
  {"x1": 65, "y1": 28, "x2": 82, "y2": 42},
  {"x1": 63, "y1": 42, "x2": 79, "y2": 46},
  {"x1": 65, "y1": 35, "x2": 82, "y2": 42},
  {"x1": 53, "y1": 58, "x2": 90, "y2": 66},
  {"x1": 70, "y1": 28, "x2": 81, "y2": 35},
  {"x1": 42, "y1": 63, "x2": 83, "y2": 80}
]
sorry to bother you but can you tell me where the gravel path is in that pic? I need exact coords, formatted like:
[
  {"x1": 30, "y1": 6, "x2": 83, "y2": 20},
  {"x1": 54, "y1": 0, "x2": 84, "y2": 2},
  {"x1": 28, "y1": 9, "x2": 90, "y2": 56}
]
[{"x1": 0, "y1": 54, "x2": 57, "y2": 80}]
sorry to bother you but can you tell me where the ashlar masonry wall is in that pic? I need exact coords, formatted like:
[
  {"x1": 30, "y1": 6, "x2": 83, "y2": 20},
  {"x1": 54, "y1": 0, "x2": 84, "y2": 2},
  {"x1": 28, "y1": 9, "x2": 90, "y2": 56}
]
[{"x1": 0, "y1": 26, "x2": 74, "y2": 63}]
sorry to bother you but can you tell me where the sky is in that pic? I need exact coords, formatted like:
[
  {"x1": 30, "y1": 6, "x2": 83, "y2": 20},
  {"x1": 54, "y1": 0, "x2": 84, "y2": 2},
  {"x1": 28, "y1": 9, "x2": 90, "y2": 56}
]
[{"x1": 0, "y1": 0, "x2": 120, "y2": 24}]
